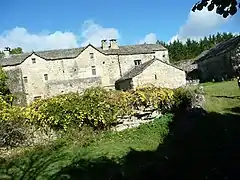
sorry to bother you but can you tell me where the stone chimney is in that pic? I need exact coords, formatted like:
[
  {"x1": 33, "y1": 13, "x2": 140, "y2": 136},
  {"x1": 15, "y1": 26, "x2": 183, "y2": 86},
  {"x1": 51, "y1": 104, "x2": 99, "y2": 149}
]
[
  {"x1": 3, "y1": 47, "x2": 11, "y2": 58},
  {"x1": 101, "y1": 39, "x2": 109, "y2": 50},
  {"x1": 109, "y1": 39, "x2": 119, "y2": 49}
]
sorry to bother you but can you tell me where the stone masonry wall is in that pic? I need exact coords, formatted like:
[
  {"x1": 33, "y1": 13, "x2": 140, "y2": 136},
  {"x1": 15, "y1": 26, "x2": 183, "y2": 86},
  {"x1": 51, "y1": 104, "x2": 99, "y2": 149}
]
[
  {"x1": 46, "y1": 76, "x2": 102, "y2": 96},
  {"x1": 112, "y1": 106, "x2": 162, "y2": 131},
  {"x1": 132, "y1": 60, "x2": 186, "y2": 89},
  {"x1": 4, "y1": 66, "x2": 27, "y2": 106},
  {"x1": 112, "y1": 86, "x2": 205, "y2": 132}
]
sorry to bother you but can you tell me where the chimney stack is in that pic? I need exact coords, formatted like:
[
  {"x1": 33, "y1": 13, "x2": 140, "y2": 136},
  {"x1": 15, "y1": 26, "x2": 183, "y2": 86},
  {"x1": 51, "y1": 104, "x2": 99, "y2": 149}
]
[
  {"x1": 101, "y1": 40, "x2": 109, "y2": 50},
  {"x1": 109, "y1": 39, "x2": 119, "y2": 49},
  {"x1": 3, "y1": 47, "x2": 11, "y2": 58}
]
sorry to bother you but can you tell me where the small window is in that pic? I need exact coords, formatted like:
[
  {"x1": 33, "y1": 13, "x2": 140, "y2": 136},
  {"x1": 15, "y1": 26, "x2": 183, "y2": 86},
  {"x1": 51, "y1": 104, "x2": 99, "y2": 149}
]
[
  {"x1": 90, "y1": 53, "x2": 94, "y2": 59},
  {"x1": 163, "y1": 54, "x2": 165, "y2": 57},
  {"x1": 32, "y1": 58, "x2": 36, "y2": 64},
  {"x1": 34, "y1": 96, "x2": 41, "y2": 101},
  {"x1": 134, "y1": 60, "x2": 142, "y2": 66},
  {"x1": 44, "y1": 74, "x2": 48, "y2": 80},
  {"x1": 23, "y1": 76, "x2": 28, "y2": 83},
  {"x1": 92, "y1": 66, "x2": 96, "y2": 75},
  {"x1": 155, "y1": 74, "x2": 157, "y2": 80}
]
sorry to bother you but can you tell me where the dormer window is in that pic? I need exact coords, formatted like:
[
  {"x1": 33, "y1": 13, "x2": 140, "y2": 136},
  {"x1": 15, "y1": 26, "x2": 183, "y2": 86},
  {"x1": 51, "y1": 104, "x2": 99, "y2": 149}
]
[
  {"x1": 32, "y1": 58, "x2": 36, "y2": 64},
  {"x1": 90, "y1": 53, "x2": 94, "y2": 59},
  {"x1": 134, "y1": 60, "x2": 142, "y2": 66}
]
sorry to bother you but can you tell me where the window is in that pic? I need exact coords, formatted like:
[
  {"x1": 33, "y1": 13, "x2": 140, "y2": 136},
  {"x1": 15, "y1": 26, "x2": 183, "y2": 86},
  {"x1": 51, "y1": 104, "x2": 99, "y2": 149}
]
[
  {"x1": 44, "y1": 74, "x2": 48, "y2": 81},
  {"x1": 91, "y1": 66, "x2": 96, "y2": 75},
  {"x1": 134, "y1": 60, "x2": 142, "y2": 66},
  {"x1": 163, "y1": 54, "x2": 165, "y2": 57},
  {"x1": 90, "y1": 53, "x2": 94, "y2": 59},
  {"x1": 155, "y1": 74, "x2": 157, "y2": 80},
  {"x1": 23, "y1": 76, "x2": 28, "y2": 83},
  {"x1": 32, "y1": 58, "x2": 36, "y2": 64},
  {"x1": 34, "y1": 96, "x2": 41, "y2": 101}
]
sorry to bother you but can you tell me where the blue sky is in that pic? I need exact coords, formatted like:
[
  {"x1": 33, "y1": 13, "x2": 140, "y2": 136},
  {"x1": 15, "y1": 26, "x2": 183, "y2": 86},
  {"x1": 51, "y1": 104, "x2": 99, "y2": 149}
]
[{"x1": 0, "y1": 0, "x2": 239, "y2": 52}]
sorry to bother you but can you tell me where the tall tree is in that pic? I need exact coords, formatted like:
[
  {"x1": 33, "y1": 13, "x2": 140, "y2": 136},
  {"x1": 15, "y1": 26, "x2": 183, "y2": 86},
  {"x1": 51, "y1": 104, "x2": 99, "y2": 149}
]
[
  {"x1": 162, "y1": 32, "x2": 236, "y2": 62},
  {"x1": 10, "y1": 47, "x2": 23, "y2": 54},
  {"x1": 192, "y1": 0, "x2": 239, "y2": 18}
]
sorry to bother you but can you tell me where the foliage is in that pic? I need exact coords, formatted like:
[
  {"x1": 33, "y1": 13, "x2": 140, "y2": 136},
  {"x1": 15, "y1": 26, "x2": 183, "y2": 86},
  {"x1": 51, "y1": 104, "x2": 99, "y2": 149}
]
[
  {"x1": 192, "y1": 0, "x2": 239, "y2": 18},
  {"x1": 0, "y1": 47, "x2": 23, "y2": 59},
  {"x1": 0, "y1": 67, "x2": 10, "y2": 96},
  {"x1": 0, "y1": 97, "x2": 27, "y2": 148},
  {"x1": 157, "y1": 32, "x2": 237, "y2": 62},
  {"x1": 24, "y1": 86, "x2": 192, "y2": 131},
  {"x1": 10, "y1": 47, "x2": 23, "y2": 54},
  {"x1": 0, "y1": 66, "x2": 13, "y2": 104}
]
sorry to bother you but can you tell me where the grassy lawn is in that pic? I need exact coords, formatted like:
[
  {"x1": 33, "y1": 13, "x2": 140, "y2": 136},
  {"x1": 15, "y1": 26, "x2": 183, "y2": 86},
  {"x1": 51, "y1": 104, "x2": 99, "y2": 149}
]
[
  {"x1": 202, "y1": 80, "x2": 240, "y2": 114},
  {"x1": 1, "y1": 81, "x2": 240, "y2": 179}
]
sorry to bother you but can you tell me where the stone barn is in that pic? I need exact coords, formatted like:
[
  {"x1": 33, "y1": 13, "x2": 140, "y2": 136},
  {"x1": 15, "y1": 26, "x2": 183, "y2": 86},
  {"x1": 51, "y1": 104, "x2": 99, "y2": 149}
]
[
  {"x1": 115, "y1": 57, "x2": 186, "y2": 90},
  {"x1": 194, "y1": 35, "x2": 240, "y2": 82}
]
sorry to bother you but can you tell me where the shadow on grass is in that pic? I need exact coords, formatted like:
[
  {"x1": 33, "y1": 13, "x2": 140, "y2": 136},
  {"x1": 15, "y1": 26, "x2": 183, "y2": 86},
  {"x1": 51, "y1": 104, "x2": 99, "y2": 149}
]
[
  {"x1": 1, "y1": 106, "x2": 240, "y2": 180},
  {"x1": 211, "y1": 95, "x2": 240, "y2": 99}
]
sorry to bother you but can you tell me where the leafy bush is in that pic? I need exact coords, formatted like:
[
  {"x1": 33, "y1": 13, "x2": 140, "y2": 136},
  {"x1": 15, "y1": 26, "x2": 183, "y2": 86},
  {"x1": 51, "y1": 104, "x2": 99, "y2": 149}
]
[
  {"x1": 0, "y1": 96, "x2": 27, "y2": 148},
  {"x1": 24, "y1": 86, "x2": 193, "y2": 131}
]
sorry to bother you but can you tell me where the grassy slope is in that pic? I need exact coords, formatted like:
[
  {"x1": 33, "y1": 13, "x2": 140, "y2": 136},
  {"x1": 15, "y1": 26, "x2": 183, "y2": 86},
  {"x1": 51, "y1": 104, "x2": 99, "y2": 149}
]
[
  {"x1": 202, "y1": 80, "x2": 240, "y2": 114},
  {"x1": 1, "y1": 81, "x2": 240, "y2": 179}
]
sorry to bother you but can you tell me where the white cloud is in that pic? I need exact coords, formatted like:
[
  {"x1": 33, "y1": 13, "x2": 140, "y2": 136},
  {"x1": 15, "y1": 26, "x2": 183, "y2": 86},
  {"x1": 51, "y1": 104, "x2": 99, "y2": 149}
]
[
  {"x1": 80, "y1": 20, "x2": 120, "y2": 47},
  {"x1": 170, "y1": 7, "x2": 229, "y2": 43},
  {"x1": 139, "y1": 33, "x2": 157, "y2": 44},
  {"x1": 0, "y1": 27, "x2": 78, "y2": 52},
  {"x1": 0, "y1": 20, "x2": 120, "y2": 52}
]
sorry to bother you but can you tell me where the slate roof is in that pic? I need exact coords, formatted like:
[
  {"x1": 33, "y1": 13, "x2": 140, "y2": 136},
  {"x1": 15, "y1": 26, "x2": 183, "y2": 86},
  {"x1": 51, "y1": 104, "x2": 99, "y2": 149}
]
[
  {"x1": 195, "y1": 35, "x2": 240, "y2": 63},
  {"x1": 0, "y1": 43, "x2": 166, "y2": 67},
  {"x1": 116, "y1": 58, "x2": 184, "y2": 82}
]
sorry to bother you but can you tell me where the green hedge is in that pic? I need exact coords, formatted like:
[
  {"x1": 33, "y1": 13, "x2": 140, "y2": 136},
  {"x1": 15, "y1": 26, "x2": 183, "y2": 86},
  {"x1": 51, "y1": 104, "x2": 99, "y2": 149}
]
[{"x1": 23, "y1": 86, "x2": 193, "y2": 131}]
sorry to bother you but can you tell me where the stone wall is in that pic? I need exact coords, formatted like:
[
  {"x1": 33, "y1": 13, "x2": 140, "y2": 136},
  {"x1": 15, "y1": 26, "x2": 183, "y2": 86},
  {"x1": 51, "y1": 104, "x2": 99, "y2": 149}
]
[
  {"x1": 46, "y1": 76, "x2": 102, "y2": 96},
  {"x1": 132, "y1": 60, "x2": 186, "y2": 89},
  {"x1": 196, "y1": 42, "x2": 240, "y2": 82},
  {"x1": 112, "y1": 107, "x2": 162, "y2": 131},
  {"x1": 112, "y1": 86, "x2": 205, "y2": 132},
  {"x1": 5, "y1": 67, "x2": 27, "y2": 106},
  {"x1": 198, "y1": 52, "x2": 236, "y2": 82}
]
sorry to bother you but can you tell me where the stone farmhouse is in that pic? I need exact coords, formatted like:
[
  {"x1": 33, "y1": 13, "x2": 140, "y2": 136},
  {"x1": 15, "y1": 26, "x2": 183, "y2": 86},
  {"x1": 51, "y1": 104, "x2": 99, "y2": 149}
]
[{"x1": 0, "y1": 39, "x2": 186, "y2": 105}]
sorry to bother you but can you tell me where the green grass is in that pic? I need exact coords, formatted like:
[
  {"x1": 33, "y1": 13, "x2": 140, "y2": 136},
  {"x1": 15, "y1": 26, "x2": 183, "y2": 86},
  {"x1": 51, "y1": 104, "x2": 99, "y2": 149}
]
[
  {"x1": 202, "y1": 80, "x2": 240, "y2": 114},
  {"x1": 0, "y1": 114, "x2": 173, "y2": 179}
]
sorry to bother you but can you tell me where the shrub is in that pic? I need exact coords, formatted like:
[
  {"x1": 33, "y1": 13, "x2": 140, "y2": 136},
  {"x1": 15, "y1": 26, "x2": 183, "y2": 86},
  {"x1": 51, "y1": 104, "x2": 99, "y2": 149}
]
[
  {"x1": 0, "y1": 96, "x2": 27, "y2": 148},
  {"x1": 24, "y1": 92, "x2": 84, "y2": 131},
  {"x1": 24, "y1": 86, "x2": 193, "y2": 131}
]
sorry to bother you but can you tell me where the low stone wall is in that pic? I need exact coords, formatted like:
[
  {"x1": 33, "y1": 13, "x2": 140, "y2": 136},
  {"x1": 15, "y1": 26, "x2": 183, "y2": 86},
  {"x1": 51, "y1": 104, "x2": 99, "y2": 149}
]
[
  {"x1": 112, "y1": 107, "x2": 162, "y2": 131},
  {"x1": 186, "y1": 79, "x2": 200, "y2": 86},
  {"x1": 112, "y1": 86, "x2": 205, "y2": 132}
]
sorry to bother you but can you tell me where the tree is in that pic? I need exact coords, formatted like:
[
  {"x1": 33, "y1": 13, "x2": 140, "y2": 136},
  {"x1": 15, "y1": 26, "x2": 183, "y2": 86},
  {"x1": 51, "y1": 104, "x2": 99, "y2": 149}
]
[
  {"x1": 161, "y1": 32, "x2": 235, "y2": 62},
  {"x1": 10, "y1": 47, "x2": 23, "y2": 54},
  {"x1": 192, "y1": 0, "x2": 239, "y2": 18},
  {"x1": 0, "y1": 47, "x2": 23, "y2": 59},
  {"x1": 0, "y1": 67, "x2": 10, "y2": 97}
]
